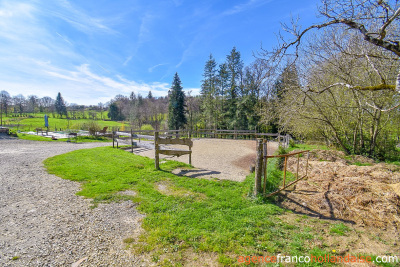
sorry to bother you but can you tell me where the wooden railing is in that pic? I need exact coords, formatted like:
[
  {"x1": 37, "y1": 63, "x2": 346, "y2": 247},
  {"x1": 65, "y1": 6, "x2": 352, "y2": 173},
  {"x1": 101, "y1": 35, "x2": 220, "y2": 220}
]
[{"x1": 254, "y1": 138, "x2": 310, "y2": 197}]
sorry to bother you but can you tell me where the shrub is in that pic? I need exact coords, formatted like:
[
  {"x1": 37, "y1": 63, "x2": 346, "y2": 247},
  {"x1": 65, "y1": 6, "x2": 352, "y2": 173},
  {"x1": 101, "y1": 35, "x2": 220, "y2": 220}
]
[
  {"x1": 289, "y1": 139, "x2": 297, "y2": 148},
  {"x1": 141, "y1": 124, "x2": 154, "y2": 131},
  {"x1": 83, "y1": 121, "x2": 101, "y2": 136}
]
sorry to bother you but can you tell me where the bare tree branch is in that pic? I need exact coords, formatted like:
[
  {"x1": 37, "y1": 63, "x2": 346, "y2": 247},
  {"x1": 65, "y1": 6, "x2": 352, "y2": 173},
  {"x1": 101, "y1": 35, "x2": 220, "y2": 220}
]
[
  {"x1": 365, "y1": 54, "x2": 386, "y2": 84},
  {"x1": 366, "y1": 101, "x2": 400, "y2": 112},
  {"x1": 305, "y1": 82, "x2": 395, "y2": 94},
  {"x1": 379, "y1": 6, "x2": 400, "y2": 39}
]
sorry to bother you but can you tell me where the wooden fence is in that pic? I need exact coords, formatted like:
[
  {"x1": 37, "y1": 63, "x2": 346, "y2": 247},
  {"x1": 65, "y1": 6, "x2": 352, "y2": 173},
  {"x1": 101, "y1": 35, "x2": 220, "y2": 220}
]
[
  {"x1": 154, "y1": 131, "x2": 193, "y2": 169},
  {"x1": 254, "y1": 138, "x2": 310, "y2": 197},
  {"x1": 111, "y1": 129, "x2": 193, "y2": 169},
  {"x1": 110, "y1": 127, "x2": 291, "y2": 147}
]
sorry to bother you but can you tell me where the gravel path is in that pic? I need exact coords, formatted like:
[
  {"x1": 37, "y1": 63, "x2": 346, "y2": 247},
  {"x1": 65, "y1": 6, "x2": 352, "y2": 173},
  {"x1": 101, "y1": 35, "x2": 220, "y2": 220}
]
[
  {"x1": 0, "y1": 136, "x2": 278, "y2": 266},
  {"x1": 0, "y1": 136, "x2": 146, "y2": 267}
]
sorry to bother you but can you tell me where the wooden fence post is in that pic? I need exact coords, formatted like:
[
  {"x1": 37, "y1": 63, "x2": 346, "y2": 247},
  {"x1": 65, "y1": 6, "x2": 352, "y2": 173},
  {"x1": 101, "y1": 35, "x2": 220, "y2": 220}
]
[
  {"x1": 154, "y1": 131, "x2": 159, "y2": 170},
  {"x1": 283, "y1": 156, "x2": 288, "y2": 187},
  {"x1": 189, "y1": 131, "x2": 192, "y2": 165},
  {"x1": 131, "y1": 128, "x2": 133, "y2": 153},
  {"x1": 254, "y1": 138, "x2": 263, "y2": 195},
  {"x1": 263, "y1": 139, "x2": 268, "y2": 195},
  {"x1": 112, "y1": 131, "x2": 115, "y2": 148}
]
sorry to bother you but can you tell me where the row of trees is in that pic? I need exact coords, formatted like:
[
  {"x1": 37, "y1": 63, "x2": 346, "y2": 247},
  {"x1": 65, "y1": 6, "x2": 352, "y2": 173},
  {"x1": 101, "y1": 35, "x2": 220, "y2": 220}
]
[
  {"x1": 199, "y1": 48, "x2": 267, "y2": 130},
  {"x1": 0, "y1": 91, "x2": 107, "y2": 122},
  {"x1": 107, "y1": 91, "x2": 170, "y2": 129},
  {"x1": 106, "y1": 74, "x2": 197, "y2": 131},
  {"x1": 0, "y1": 91, "x2": 56, "y2": 116}
]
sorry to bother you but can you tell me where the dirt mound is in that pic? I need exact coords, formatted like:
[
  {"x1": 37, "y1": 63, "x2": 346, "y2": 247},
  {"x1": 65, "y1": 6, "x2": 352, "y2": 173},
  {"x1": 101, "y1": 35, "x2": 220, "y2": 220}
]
[{"x1": 281, "y1": 150, "x2": 400, "y2": 230}]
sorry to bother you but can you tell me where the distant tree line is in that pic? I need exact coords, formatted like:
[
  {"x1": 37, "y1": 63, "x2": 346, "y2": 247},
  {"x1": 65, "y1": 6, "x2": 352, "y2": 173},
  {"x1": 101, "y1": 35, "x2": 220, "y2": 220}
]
[{"x1": 0, "y1": 91, "x2": 107, "y2": 121}]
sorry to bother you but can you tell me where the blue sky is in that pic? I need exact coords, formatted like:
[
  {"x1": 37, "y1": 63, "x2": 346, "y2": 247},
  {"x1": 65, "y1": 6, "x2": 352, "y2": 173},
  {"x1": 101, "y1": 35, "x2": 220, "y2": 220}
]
[{"x1": 0, "y1": 0, "x2": 319, "y2": 105}]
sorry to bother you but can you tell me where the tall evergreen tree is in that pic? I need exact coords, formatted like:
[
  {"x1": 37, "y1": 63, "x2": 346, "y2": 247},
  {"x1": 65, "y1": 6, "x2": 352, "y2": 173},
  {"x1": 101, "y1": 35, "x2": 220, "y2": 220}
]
[
  {"x1": 200, "y1": 54, "x2": 218, "y2": 128},
  {"x1": 217, "y1": 63, "x2": 229, "y2": 129},
  {"x1": 129, "y1": 91, "x2": 136, "y2": 102},
  {"x1": 55, "y1": 92, "x2": 67, "y2": 118},
  {"x1": 168, "y1": 73, "x2": 187, "y2": 130},
  {"x1": 225, "y1": 47, "x2": 243, "y2": 129},
  {"x1": 108, "y1": 102, "x2": 124, "y2": 121}
]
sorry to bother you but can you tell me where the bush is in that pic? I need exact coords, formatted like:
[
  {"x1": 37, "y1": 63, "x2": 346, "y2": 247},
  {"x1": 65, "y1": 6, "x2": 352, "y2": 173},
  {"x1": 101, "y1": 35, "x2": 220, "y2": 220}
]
[
  {"x1": 289, "y1": 139, "x2": 297, "y2": 148},
  {"x1": 83, "y1": 121, "x2": 101, "y2": 136},
  {"x1": 141, "y1": 124, "x2": 154, "y2": 131},
  {"x1": 70, "y1": 123, "x2": 83, "y2": 130}
]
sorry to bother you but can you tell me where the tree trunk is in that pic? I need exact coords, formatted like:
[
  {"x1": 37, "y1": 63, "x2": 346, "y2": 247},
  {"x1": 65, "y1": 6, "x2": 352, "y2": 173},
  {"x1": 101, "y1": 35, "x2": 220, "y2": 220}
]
[{"x1": 369, "y1": 109, "x2": 381, "y2": 157}]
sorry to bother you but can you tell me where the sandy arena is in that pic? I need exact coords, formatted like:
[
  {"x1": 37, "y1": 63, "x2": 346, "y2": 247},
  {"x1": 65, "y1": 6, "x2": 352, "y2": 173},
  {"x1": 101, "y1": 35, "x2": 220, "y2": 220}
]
[{"x1": 132, "y1": 138, "x2": 279, "y2": 181}]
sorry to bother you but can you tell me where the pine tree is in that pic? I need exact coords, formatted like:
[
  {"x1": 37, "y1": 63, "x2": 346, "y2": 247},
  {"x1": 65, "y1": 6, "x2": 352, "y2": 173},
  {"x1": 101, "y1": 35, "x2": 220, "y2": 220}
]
[
  {"x1": 147, "y1": 90, "x2": 153, "y2": 99},
  {"x1": 225, "y1": 47, "x2": 243, "y2": 129},
  {"x1": 55, "y1": 92, "x2": 67, "y2": 118},
  {"x1": 108, "y1": 102, "x2": 123, "y2": 121},
  {"x1": 200, "y1": 54, "x2": 218, "y2": 128},
  {"x1": 217, "y1": 63, "x2": 229, "y2": 129},
  {"x1": 168, "y1": 73, "x2": 187, "y2": 130}
]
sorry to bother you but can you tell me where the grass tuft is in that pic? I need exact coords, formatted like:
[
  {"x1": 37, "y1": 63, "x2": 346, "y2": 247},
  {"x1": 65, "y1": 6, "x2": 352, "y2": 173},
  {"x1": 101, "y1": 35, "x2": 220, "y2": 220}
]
[{"x1": 329, "y1": 223, "x2": 350, "y2": 236}]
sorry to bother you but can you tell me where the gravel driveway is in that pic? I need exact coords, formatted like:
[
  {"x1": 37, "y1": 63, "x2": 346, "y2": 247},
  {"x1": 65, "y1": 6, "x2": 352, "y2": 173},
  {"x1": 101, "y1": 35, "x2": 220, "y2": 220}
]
[
  {"x1": 0, "y1": 135, "x2": 278, "y2": 266},
  {"x1": 0, "y1": 136, "x2": 146, "y2": 267}
]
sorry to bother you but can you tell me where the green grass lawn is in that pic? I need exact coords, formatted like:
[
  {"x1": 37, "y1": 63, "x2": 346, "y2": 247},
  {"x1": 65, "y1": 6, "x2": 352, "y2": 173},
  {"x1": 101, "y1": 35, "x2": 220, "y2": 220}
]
[
  {"x1": 288, "y1": 143, "x2": 329, "y2": 151},
  {"x1": 43, "y1": 147, "x2": 397, "y2": 266},
  {"x1": 17, "y1": 133, "x2": 111, "y2": 143},
  {"x1": 3, "y1": 114, "x2": 128, "y2": 132},
  {"x1": 43, "y1": 147, "x2": 339, "y2": 266}
]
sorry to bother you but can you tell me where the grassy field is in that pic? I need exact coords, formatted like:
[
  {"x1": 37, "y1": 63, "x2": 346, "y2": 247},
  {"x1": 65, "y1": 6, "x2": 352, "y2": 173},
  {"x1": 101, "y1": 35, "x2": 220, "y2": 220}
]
[
  {"x1": 2, "y1": 113, "x2": 128, "y2": 132},
  {"x1": 43, "y1": 147, "x2": 396, "y2": 266}
]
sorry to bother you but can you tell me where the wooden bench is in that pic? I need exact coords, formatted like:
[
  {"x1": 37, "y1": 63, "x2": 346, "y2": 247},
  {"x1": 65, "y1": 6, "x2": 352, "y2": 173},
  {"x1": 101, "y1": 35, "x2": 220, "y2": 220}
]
[{"x1": 0, "y1": 127, "x2": 9, "y2": 134}]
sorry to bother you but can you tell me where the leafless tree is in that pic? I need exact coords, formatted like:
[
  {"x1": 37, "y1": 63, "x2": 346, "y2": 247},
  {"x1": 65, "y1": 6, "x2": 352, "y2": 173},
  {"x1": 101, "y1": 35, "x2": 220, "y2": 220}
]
[
  {"x1": 13, "y1": 94, "x2": 26, "y2": 115},
  {"x1": 262, "y1": 0, "x2": 400, "y2": 96},
  {"x1": 274, "y1": 27, "x2": 399, "y2": 157}
]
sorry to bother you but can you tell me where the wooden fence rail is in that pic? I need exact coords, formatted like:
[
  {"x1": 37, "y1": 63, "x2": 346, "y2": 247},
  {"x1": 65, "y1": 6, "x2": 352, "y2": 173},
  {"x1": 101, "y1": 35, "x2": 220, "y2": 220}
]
[
  {"x1": 154, "y1": 131, "x2": 192, "y2": 169},
  {"x1": 253, "y1": 137, "x2": 309, "y2": 197}
]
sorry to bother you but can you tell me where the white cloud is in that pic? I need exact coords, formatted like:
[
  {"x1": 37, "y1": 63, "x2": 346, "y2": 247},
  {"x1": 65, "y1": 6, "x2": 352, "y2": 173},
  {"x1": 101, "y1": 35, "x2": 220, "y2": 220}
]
[
  {"x1": 123, "y1": 55, "x2": 133, "y2": 66},
  {"x1": 1, "y1": 62, "x2": 172, "y2": 105},
  {"x1": 0, "y1": 0, "x2": 173, "y2": 105},
  {"x1": 222, "y1": 0, "x2": 274, "y2": 16},
  {"x1": 43, "y1": 0, "x2": 114, "y2": 34},
  {"x1": 184, "y1": 87, "x2": 201, "y2": 96},
  {"x1": 148, "y1": 63, "x2": 167, "y2": 72}
]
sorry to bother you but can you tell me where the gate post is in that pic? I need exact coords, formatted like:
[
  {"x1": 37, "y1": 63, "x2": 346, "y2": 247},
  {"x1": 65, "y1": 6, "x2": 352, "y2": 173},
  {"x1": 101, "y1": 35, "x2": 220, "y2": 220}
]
[
  {"x1": 263, "y1": 139, "x2": 268, "y2": 195},
  {"x1": 254, "y1": 138, "x2": 263, "y2": 195},
  {"x1": 189, "y1": 131, "x2": 192, "y2": 165},
  {"x1": 154, "y1": 131, "x2": 160, "y2": 170}
]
